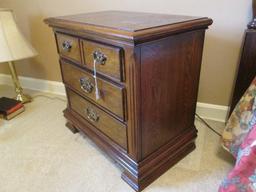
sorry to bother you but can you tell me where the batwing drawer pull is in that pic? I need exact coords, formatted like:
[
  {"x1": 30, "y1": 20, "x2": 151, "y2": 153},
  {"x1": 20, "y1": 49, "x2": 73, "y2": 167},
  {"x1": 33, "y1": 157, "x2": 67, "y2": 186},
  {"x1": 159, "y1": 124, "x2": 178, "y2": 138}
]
[
  {"x1": 86, "y1": 107, "x2": 99, "y2": 122},
  {"x1": 62, "y1": 40, "x2": 72, "y2": 52},
  {"x1": 93, "y1": 50, "x2": 107, "y2": 65},
  {"x1": 80, "y1": 77, "x2": 94, "y2": 93}
]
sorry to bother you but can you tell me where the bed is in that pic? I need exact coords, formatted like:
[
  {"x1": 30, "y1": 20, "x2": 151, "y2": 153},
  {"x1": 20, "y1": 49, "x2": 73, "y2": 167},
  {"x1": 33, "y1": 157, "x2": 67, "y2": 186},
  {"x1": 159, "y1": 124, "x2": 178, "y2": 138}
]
[
  {"x1": 219, "y1": 2, "x2": 256, "y2": 190},
  {"x1": 220, "y1": 77, "x2": 256, "y2": 191}
]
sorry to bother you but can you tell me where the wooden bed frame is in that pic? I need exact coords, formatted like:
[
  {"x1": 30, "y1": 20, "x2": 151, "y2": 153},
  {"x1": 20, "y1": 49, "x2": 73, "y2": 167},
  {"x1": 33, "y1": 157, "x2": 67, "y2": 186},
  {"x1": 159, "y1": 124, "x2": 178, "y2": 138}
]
[{"x1": 229, "y1": 0, "x2": 256, "y2": 117}]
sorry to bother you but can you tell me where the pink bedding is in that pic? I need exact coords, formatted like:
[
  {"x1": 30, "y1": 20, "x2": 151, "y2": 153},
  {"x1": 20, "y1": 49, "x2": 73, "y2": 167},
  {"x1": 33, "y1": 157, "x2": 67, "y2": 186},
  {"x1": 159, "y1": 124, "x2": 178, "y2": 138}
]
[
  {"x1": 219, "y1": 124, "x2": 256, "y2": 191},
  {"x1": 219, "y1": 77, "x2": 256, "y2": 192}
]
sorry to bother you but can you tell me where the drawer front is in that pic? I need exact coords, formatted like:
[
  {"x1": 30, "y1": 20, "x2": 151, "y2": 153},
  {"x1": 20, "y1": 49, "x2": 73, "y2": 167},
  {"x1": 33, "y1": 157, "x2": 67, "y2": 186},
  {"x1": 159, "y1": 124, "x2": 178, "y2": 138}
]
[
  {"x1": 61, "y1": 60, "x2": 125, "y2": 120},
  {"x1": 56, "y1": 33, "x2": 81, "y2": 63},
  {"x1": 67, "y1": 89, "x2": 127, "y2": 149},
  {"x1": 82, "y1": 40, "x2": 124, "y2": 81}
]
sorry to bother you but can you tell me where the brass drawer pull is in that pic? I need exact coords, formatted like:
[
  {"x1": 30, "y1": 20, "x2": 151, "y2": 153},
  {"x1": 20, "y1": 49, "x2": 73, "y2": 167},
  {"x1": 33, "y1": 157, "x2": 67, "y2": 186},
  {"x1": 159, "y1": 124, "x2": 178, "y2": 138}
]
[
  {"x1": 62, "y1": 40, "x2": 72, "y2": 52},
  {"x1": 86, "y1": 107, "x2": 99, "y2": 122},
  {"x1": 80, "y1": 77, "x2": 94, "y2": 93},
  {"x1": 93, "y1": 50, "x2": 107, "y2": 65}
]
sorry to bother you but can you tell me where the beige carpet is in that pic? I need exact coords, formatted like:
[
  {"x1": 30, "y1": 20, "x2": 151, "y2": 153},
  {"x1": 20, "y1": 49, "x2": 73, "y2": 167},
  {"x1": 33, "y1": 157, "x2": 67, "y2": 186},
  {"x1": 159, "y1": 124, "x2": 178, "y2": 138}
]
[{"x1": 0, "y1": 86, "x2": 234, "y2": 192}]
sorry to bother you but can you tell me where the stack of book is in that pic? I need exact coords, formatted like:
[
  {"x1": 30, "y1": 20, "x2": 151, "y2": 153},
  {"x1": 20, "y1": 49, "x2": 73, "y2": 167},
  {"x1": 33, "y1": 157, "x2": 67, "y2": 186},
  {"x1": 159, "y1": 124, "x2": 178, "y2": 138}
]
[{"x1": 0, "y1": 97, "x2": 25, "y2": 120}]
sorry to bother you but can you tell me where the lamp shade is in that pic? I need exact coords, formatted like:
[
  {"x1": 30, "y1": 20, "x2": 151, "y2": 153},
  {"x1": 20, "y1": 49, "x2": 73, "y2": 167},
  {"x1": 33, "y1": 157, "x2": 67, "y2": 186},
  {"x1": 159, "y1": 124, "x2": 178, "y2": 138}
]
[{"x1": 0, "y1": 9, "x2": 37, "y2": 63}]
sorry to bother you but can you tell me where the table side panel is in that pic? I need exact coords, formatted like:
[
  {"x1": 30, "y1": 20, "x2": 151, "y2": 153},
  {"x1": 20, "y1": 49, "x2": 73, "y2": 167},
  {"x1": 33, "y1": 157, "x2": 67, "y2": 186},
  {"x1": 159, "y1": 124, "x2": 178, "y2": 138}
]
[{"x1": 140, "y1": 30, "x2": 205, "y2": 158}]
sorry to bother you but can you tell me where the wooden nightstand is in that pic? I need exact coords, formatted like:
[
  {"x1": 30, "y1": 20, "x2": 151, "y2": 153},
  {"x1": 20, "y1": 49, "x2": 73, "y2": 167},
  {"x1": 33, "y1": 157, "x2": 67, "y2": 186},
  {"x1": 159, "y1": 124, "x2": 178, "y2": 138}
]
[{"x1": 45, "y1": 11, "x2": 212, "y2": 191}]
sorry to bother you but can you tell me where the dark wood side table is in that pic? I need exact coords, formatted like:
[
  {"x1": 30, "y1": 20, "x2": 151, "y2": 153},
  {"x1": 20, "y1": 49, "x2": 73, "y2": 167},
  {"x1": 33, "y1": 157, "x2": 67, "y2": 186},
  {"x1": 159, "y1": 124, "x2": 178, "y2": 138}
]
[{"x1": 45, "y1": 11, "x2": 212, "y2": 191}]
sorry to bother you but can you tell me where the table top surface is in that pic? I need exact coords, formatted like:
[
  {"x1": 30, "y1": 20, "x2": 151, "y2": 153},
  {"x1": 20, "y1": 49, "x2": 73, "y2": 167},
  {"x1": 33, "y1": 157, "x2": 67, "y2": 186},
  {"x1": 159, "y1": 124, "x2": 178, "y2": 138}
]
[{"x1": 49, "y1": 10, "x2": 206, "y2": 32}]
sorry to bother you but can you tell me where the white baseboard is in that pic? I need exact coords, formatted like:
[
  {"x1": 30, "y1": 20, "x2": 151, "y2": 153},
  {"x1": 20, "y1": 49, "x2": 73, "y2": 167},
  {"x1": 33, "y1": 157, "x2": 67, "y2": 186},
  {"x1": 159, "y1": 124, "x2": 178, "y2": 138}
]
[
  {"x1": 196, "y1": 102, "x2": 228, "y2": 123},
  {"x1": 0, "y1": 73, "x2": 228, "y2": 122},
  {"x1": 0, "y1": 73, "x2": 65, "y2": 96}
]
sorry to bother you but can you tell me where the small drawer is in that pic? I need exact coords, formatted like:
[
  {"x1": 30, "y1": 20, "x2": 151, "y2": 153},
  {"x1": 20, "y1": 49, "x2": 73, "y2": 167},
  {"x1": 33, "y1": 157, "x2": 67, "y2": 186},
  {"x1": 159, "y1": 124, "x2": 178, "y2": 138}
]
[
  {"x1": 67, "y1": 89, "x2": 127, "y2": 149},
  {"x1": 56, "y1": 33, "x2": 81, "y2": 63},
  {"x1": 61, "y1": 60, "x2": 125, "y2": 120},
  {"x1": 82, "y1": 40, "x2": 124, "y2": 81}
]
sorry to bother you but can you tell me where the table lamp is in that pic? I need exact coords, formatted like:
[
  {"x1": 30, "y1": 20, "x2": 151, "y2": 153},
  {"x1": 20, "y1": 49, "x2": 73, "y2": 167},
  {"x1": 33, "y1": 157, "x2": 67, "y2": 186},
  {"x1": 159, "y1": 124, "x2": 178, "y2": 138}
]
[{"x1": 0, "y1": 9, "x2": 37, "y2": 103}]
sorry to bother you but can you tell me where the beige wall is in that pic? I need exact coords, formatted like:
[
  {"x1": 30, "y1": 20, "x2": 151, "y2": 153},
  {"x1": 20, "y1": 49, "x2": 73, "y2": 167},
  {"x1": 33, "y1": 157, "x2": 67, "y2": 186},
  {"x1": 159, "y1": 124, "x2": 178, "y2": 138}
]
[{"x1": 0, "y1": 0, "x2": 252, "y2": 106}]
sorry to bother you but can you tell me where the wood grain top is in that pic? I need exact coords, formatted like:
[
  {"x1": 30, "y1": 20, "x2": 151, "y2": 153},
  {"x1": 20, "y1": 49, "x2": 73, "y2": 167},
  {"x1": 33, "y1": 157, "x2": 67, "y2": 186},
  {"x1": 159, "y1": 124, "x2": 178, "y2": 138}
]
[
  {"x1": 45, "y1": 11, "x2": 212, "y2": 43},
  {"x1": 46, "y1": 11, "x2": 205, "y2": 32}
]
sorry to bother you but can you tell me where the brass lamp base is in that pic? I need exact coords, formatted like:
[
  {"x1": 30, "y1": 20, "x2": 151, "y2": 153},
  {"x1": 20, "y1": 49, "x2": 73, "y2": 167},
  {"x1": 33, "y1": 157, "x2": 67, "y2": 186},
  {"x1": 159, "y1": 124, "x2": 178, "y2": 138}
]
[
  {"x1": 16, "y1": 93, "x2": 32, "y2": 104},
  {"x1": 8, "y1": 61, "x2": 32, "y2": 104}
]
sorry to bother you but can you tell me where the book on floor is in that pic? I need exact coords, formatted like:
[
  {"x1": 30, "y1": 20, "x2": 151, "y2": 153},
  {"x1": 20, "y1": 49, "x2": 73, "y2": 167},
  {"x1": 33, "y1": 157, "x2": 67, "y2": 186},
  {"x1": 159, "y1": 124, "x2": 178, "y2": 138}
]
[
  {"x1": 0, "y1": 97, "x2": 25, "y2": 120},
  {"x1": 4, "y1": 106, "x2": 25, "y2": 120}
]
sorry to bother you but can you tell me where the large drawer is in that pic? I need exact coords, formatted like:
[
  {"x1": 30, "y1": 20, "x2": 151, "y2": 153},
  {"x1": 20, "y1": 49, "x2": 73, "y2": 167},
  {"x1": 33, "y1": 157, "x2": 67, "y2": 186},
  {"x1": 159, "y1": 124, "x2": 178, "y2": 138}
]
[
  {"x1": 56, "y1": 33, "x2": 81, "y2": 64},
  {"x1": 61, "y1": 60, "x2": 125, "y2": 120},
  {"x1": 67, "y1": 89, "x2": 127, "y2": 149},
  {"x1": 81, "y1": 40, "x2": 124, "y2": 82}
]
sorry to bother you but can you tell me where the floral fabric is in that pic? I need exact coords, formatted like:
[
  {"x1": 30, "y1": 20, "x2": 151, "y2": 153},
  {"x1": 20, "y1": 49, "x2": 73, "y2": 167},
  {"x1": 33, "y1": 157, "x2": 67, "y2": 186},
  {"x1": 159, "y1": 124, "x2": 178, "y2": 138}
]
[
  {"x1": 222, "y1": 77, "x2": 256, "y2": 157},
  {"x1": 219, "y1": 77, "x2": 256, "y2": 192},
  {"x1": 219, "y1": 123, "x2": 256, "y2": 192}
]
